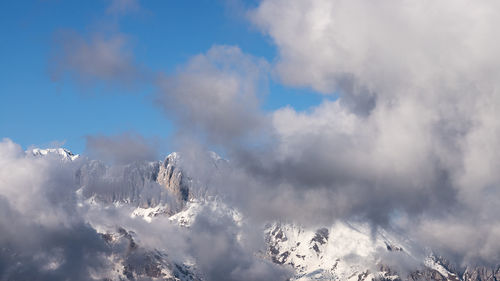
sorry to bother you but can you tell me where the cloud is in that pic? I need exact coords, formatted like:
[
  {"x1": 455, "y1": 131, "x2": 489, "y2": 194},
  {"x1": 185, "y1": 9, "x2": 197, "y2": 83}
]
[
  {"x1": 0, "y1": 138, "x2": 112, "y2": 280},
  {"x1": 250, "y1": 0, "x2": 500, "y2": 96},
  {"x1": 85, "y1": 132, "x2": 160, "y2": 164},
  {"x1": 224, "y1": 0, "x2": 500, "y2": 264},
  {"x1": 106, "y1": 0, "x2": 141, "y2": 16},
  {"x1": 49, "y1": 0, "x2": 149, "y2": 90},
  {"x1": 156, "y1": 45, "x2": 270, "y2": 145},
  {"x1": 50, "y1": 30, "x2": 147, "y2": 88},
  {"x1": 186, "y1": 207, "x2": 292, "y2": 281}
]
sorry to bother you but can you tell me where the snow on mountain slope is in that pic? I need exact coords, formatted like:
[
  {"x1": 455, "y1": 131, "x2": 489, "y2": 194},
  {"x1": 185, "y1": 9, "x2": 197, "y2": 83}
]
[
  {"x1": 423, "y1": 257, "x2": 460, "y2": 281},
  {"x1": 168, "y1": 198, "x2": 242, "y2": 227},
  {"x1": 131, "y1": 203, "x2": 172, "y2": 222},
  {"x1": 265, "y1": 221, "x2": 401, "y2": 280},
  {"x1": 30, "y1": 147, "x2": 80, "y2": 161}
]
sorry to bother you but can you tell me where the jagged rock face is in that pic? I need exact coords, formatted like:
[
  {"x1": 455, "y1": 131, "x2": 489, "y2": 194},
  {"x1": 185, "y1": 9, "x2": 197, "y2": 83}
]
[
  {"x1": 406, "y1": 269, "x2": 454, "y2": 281},
  {"x1": 75, "y1": 153, "x2": 191, "y2": 214},
  {"x1": 156, "y1": 153, "x2": 191, "y2": 204},
  {"x1": 101, "y1": 227, "x2": 201, "y2": 281},
  {"x1": 76, "y1": 160, "x2": 173, "y2": 208},
  {"x1": 463, "y1": 266, "x2": 500, "y2": 281}
]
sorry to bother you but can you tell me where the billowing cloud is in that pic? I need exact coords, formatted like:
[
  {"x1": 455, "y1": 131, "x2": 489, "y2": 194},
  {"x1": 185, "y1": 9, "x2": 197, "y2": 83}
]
[
  {"x1": 186, "y1": 207, "x2": 292, "y2": 281},
  {"x1": 49, "y1": 0, "x2": 148, "y2": 89},
  {"x1": 50, "y1": 31, "x2": 146, "y2": 88},
  {"x1": 222, "y1": 0, "x2": 500, "y2": 264},
  {"x1": 250, "y1": 0, "x2": 500, "y2": 96},
  {"x1": 156, "y1": 45, "x2": 270, "y2": 145},
  {"x1": 0, "y1": 139, "x2": 112, "y2": 280}
]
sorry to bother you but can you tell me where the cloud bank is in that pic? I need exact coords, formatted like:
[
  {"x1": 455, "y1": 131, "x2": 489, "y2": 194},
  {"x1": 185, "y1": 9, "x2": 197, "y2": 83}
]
[
  {"x1": 0, "y1": 139, "x2": 113, "y2": 280},
  {"x1": 245, "y1": 0, "x2": 500, "y2": 264}
]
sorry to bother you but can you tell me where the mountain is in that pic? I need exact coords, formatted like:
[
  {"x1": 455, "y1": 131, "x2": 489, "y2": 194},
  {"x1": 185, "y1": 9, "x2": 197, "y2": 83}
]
[
  {"x1": 25, "y1": 148, "x2": 500, "y2": 281},
  {"x1": 30, "y1": 148, "x2": 80, "y2": 161}
]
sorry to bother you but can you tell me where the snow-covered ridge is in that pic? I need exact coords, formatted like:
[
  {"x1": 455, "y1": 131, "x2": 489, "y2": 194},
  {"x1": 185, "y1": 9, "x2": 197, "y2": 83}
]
[
  {"x1": 265, "y1": 221, "x2": 407, "y2": 280},
  {"x1": 29, "y1": 148, "x2": 80, "y2": 161}
]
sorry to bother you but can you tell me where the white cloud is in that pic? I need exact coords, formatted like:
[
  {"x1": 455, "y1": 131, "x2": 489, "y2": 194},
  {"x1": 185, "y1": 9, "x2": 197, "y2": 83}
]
[
  {"x1": 237, "y1": 0, "x2": 500, "y2": 263},
  {"x1": 156, "y1": 45, "x2": 270, "y2": 144},
  {"x1": 50, "y1": 31, "x2": 147, "y2": 89},
  {"x1": 251, "y1": 0, "x2": 500, "y2": 96}
]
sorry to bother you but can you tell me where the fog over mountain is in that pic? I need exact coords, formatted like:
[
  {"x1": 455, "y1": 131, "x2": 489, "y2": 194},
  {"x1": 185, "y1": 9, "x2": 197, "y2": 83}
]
[{"x1": 2, "y1": 0, "x2": 500, "y2": 280}]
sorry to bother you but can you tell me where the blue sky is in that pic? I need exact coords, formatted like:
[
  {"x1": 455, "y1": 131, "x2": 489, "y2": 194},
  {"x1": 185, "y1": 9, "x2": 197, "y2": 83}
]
[{"x1": 0, "y1": 0, "x2": 325, "y2": 154}]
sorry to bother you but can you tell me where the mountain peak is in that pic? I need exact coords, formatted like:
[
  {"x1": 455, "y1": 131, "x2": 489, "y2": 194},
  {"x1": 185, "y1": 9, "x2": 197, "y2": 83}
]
[{"x1": 29, "y1": 148, "x2": 80, "y2": 161}]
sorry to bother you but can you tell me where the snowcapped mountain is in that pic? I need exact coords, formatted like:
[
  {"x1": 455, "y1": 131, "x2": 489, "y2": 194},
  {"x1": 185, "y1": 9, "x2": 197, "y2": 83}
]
[
  {"x1": 22, "y1": 148, "x2": 500, "y2": 281},
  {"x1": 30, "y1": 147, "x2": 80, "y2": 161},
  {"x1": 75, "y1": 152, "x2": 196, "y2": 215},
  {"x1": 265, "y1": 221, "x2": 463, "y2": 281}
]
